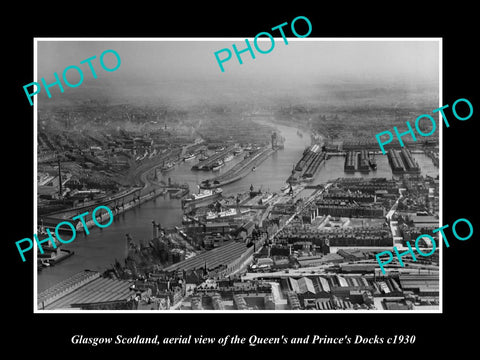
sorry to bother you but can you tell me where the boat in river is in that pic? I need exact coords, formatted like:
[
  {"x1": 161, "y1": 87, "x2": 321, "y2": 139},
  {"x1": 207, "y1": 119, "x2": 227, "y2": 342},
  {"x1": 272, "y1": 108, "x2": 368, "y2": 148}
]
[
  {"x1": 205, "y1": 207, "x2": 249, "y2": 220},
  {"x1": 183, "y1": 153, "x2": 196, "y2": 161},
  {"x1": 233, "y1": 147, "x2": 243, "y2": 155},
  {"x1": 212, "y1": 161, "x2": 224, "y2": 171},
  {"x1": 182, "y1": 188, "x2": 223, "y2": 205},
  {"x1": 198, "y1": 153, "x2": 209, "y2": 161},
  {"x1": 223, "y1": 153, "x2": 234, "y2": 162}
]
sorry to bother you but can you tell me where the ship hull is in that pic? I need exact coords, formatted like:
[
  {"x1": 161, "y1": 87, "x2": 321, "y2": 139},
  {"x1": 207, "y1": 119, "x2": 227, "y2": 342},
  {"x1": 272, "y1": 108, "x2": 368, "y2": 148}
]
[{"x1": 182, "y1": 192, "x2": 222, "y2": 205}]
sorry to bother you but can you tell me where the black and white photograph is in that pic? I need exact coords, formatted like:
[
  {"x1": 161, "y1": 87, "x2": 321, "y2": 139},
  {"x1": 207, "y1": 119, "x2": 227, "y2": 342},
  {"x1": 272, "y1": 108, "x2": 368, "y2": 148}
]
[
  {"x1": 33, "y1": 39, "x2": 441, "y2": 312},
  {"x1": 6, "y1": 6, "x2": 478, "y2": 356}
]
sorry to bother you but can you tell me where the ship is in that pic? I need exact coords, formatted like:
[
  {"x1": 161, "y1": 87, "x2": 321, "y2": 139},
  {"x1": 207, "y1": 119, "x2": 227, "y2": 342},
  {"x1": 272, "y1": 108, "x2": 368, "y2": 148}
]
[
  {"x1": 182, "y1": 215, "x2": 200, "y2": 224},
  {"x1": 223, "y1": 153, "x2": 234, "y2": 162},
  {"x1": 182, "y1": 188, "x2": 223, "y2": 204},
  {"x1": 205, "y1": 207, "x2": 249, "y2": 220},
  {"x1": 206, "y1": 208, "x2": 237, "y2": 220},
  {"x1": 258, "y1": 193, "x2": 274, "y2": 204},
  {"x1": 183, "y1": 153, "x2": 196, "y2": 161},
  {"x1": 211, "y1": 161, "x2": 224, "y2": 171},
  {"x1": 233, "y1": 147, "x2": 244, "y2": 155},
  {"x1": 198, "y1": 153, "x2": 209, "y2": 161}
]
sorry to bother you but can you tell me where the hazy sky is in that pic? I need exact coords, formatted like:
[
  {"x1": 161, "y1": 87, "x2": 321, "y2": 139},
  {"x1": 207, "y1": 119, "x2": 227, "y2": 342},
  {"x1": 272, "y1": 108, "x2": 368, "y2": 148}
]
[{"x1": 36, "y1": 39, "x2": 440, "y2": 103}]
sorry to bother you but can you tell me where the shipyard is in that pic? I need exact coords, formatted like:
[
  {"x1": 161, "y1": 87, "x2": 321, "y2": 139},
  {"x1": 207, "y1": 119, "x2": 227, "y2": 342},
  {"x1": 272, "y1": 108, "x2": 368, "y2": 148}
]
[
  {"x1": 37, "y1": 111, "x2": 440, "y2": 311},
  {"x1": 35, "y1": 40, "x2": 440, "y2": 312}
]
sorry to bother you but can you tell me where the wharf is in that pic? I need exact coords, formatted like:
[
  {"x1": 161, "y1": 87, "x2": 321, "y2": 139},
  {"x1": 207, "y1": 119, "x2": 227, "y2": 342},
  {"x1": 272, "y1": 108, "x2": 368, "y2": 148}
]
[
  {"x1": 288, "y1": 145, "x2": 326, "y2": 184},
  {"x1": 43, "y1": 187, "x2": 142, "y2": 218},
  {"x1": 47, "y1": 249, "x2": 75, "y2": 265},
  {"x1": 200, "y1": 147, "x2": 276, "y2": 189},
  {"x1": 40, "y1": 188, "x2": 166, "y2": 233},
  {"x1": 191, "y1": 145, "x2": 236, "y2": 171}
]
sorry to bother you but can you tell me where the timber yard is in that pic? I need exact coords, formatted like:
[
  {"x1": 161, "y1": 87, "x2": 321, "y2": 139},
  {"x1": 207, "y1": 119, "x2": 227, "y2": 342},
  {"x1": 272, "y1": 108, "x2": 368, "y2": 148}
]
[{"x1": 36, "y1": 106, "x2": 440, "y2": 312}]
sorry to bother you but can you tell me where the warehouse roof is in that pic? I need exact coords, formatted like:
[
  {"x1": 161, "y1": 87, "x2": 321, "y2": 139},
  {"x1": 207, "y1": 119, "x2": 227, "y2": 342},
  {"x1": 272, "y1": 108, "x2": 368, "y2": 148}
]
[
  {"x1": 44, "y1": 276, "x2": 134, "y2": 310},
  {"x1": 164, "y1": 240, "x2": 250, "y2": 272}
]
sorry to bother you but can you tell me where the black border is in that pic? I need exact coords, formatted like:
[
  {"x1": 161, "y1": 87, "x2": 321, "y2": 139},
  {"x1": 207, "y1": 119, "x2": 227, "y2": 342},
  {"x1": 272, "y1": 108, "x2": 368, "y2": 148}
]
[{"x1": 7, "y1": 5, "x2": 479, "y2": 356}]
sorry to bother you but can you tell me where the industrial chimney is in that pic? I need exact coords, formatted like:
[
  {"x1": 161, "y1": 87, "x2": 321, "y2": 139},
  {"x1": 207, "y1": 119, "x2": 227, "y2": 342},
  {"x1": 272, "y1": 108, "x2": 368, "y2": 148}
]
[{"x1": 57, "y1": 157, "x2": 62, "y2": 197}]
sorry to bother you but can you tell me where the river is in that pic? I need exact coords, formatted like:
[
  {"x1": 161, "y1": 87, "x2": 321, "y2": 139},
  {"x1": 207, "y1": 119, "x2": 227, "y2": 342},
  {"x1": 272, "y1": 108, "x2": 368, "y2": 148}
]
[{"x1": 36, "y1": 117, "x2": 438, "y2": 292}]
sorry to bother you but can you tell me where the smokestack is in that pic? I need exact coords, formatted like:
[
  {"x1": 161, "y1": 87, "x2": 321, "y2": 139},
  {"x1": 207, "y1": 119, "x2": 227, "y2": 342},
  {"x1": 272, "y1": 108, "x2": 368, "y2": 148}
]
[{"x1": 57, "y1": 157, "x2": 62, "y2": 197}]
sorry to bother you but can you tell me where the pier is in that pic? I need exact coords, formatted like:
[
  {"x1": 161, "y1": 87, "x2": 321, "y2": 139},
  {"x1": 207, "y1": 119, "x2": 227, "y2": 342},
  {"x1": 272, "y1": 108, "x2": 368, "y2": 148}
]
[
  {"x1": 191, "y1": 145, "x2": 236, "y2": 171},
  {"x1": 200, "y1": 147, "x2": 276, "y2": 189},
  {"x1": 287, "y1": 145, "x2": 326, "y2": 184},
  {"x1": 40, "y1": 187, "x2": 167, "y2": 233}
]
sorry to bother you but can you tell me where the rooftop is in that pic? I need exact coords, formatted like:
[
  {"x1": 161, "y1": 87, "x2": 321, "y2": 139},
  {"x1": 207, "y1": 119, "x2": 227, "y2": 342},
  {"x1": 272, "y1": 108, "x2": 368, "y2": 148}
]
[
  {"x1": 42, "y1": 276, "x2": 134, "y2": 310},
  {"x1": 164, "y1": 240, "x2": 250, "y2": 272}
]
